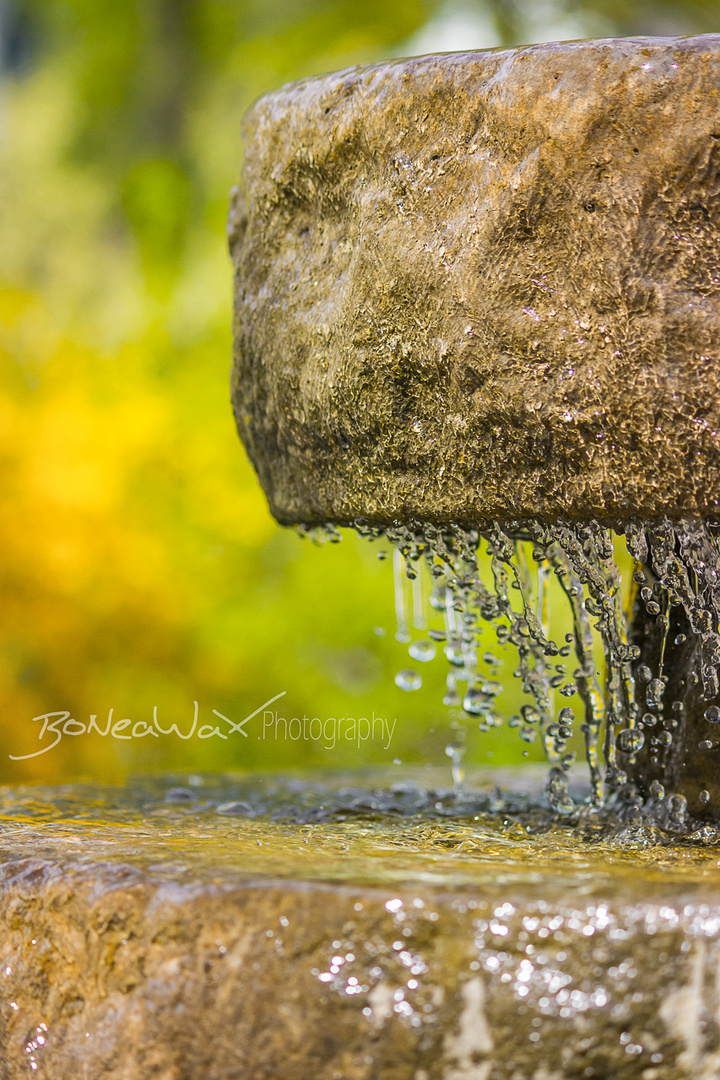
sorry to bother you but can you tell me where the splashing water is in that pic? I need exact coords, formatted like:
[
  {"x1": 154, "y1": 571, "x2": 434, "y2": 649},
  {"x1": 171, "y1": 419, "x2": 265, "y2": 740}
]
[
  {"x1": 345, "y1": 518, "x2": 720, "y2": 817},
  {"x1": 296, "y1": 518, "x2": 720, "y2": 818}
]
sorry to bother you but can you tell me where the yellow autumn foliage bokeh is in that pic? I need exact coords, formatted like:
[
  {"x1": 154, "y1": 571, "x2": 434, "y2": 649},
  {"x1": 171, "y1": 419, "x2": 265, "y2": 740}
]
[{"x1": 0, "y1": 0, "x2": 714, "y2": 782}]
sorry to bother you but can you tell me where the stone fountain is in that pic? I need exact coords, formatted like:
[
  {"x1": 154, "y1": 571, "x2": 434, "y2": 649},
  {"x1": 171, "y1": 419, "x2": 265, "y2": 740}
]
[{"x1": 3, "y1": 34, "x2": 720, "y2": 1080}]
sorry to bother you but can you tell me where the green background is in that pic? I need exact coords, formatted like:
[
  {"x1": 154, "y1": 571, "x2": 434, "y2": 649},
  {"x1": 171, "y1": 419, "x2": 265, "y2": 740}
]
[{"x1": 0, "y1": 0, "x2": 715, "y2": 782}]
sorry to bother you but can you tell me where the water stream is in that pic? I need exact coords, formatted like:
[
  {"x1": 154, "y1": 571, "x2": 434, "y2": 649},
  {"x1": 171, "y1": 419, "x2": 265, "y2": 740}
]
[{"x1": 301, "y1": 518, "x2": 720, "y2": 823}]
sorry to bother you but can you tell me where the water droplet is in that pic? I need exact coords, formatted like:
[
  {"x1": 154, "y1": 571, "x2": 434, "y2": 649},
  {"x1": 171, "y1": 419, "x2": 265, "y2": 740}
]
[
  {"x1": 705, "y1": 705, "x2": 720, "y2": 723},
  {"x1": 395, "y1": 669, "x2": 422, "y2": 691},
  {"x1": 699, "y1": 789, "x2": 711, "y2": 804},
  {"x1": 520, "y1": 704, "x2": 541, "y2": 725},
  {"x1": 646, "y1": 678, "x2": 665, "y2": 709},
  {"x1": 443, "y1": 643, "x2": 465, "y2": 667},
  {"x1": 520, "y1": 726, "x2": 537, "y2": 743},
  {"x1": 462, "y1": 688, "x2": 489, "y2": 716},
  {"x1": 668, "y1": 793, "x2": 687, "y2": 821},
  {"x1": 546, "y1": 767, "x2": 575, "y2": 814},
  {"x1": 617, "y1": 728, "x2": 645, "y2": 753},
  {"x1": 649, "y1": 780, "x2": 665, "y2": 799},
  {"x1": 409, "y1": 639, "x2": 436, "y2": 663},
  {"x1": 637, "y1": 665, "x2": 652, "y2": 683},
  {"x1": 445, "y1": 742, "x2": 466, "y2": 789},
  {"x1": 481, "y1": 679, "x2": 502, "y2": 697},
  {"x1": 429, "y1": 584, "x2": 447, "y2": 610}
]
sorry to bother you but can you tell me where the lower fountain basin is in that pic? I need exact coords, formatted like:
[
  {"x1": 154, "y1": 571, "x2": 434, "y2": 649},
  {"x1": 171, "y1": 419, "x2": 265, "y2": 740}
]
[{"x1": 2, "y1": 769, "x2": 720, "y2": 1079}]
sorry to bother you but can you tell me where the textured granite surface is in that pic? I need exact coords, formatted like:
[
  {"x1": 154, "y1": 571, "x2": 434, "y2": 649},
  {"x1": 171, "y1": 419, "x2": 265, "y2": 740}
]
[{"x1": 230, "y1": 35, "x2": 720, "y2": 527}]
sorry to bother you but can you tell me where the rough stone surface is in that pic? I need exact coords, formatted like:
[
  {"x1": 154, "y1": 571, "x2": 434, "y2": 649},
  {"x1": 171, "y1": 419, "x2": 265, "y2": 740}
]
[
  {"x1": 3, "y1": 776, "x2": 720, "y2": 1078},
  {"x1": 230, "y1": 35, "x2": 720, "y2": 527}
]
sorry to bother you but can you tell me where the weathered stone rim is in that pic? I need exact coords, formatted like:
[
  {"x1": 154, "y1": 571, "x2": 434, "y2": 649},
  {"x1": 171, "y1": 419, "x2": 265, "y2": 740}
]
[{"x1": 231, "y1": 34, "x2": 720, "y2": 528}]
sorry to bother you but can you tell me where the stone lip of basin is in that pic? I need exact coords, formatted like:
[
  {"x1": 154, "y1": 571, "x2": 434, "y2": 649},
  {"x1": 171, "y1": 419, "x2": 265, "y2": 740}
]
[
  {"x1": 230, "y1": 34, "x2": 720, "y2": 529},
  {"x1": 4, "y1": 772, "x2": 720, "y2": 1079}
]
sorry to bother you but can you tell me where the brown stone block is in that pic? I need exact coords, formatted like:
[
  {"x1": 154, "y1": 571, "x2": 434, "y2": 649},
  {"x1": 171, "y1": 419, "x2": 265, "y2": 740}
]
[
  {"x1": 230, "y1": 35, "x2": 720, "y2": 527},
  {"x1": 2, "y1": 776, "x2": 720, "y2": 1078}
]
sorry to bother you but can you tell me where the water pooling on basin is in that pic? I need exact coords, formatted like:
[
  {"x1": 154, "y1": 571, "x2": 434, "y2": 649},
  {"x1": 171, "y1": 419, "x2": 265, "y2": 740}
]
[
  {"x1": 3, "y1": 768, "x2": 720, "y2": 889},
  {"x1": 6, "y1": 769, "x2": 720, "y2": 1078},
  {"x1": 299, "y1": 518, "x2": 720, "y2": 824}
]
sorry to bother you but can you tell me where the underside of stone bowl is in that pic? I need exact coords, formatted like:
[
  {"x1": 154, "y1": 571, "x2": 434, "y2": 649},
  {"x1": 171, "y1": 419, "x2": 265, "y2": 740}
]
[{"x1": 230, "y1": 34, "x2": 720, "y2": 528}]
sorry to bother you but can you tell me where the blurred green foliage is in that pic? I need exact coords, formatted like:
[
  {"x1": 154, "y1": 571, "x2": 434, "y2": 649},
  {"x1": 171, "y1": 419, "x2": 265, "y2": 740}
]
[{"x1": 0, "y1": 0, "x2": 717, "y2": 782}]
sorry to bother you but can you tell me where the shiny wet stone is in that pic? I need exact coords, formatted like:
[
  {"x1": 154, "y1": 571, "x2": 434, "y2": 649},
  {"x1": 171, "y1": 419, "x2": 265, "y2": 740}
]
[
  {"x1": 2, "y1": 770, "x2": 720, "y2": 1078},
  {"x1": 230, "y1": 35, "x2": 720, "y2": 529}
]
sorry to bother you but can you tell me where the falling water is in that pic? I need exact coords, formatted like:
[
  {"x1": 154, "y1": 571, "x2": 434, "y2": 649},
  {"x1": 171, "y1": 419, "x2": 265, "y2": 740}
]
[
  {"x1": 297, "y1": 518, "x2": 720, "y2": 819},
  {"x1": 352, "y1": 519, "x2": 720, "y2": 815}
]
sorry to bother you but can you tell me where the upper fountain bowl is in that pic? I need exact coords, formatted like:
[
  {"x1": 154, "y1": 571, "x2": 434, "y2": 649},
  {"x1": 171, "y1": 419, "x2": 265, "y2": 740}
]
[{"x1": 229, "y1": 35, "x2": 720, "y2": 529}]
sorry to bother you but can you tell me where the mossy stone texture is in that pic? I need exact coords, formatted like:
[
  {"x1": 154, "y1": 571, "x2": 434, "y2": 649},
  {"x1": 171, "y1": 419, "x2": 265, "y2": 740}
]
[{"x1": 230, "y1": 35, "x2": 720, "y2": 527}]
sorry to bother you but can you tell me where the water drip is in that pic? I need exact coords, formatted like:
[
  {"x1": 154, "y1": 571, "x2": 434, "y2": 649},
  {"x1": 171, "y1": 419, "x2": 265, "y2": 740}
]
[{"x1": 354, "y1": 516, "x2": 720, "y2": 821}]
